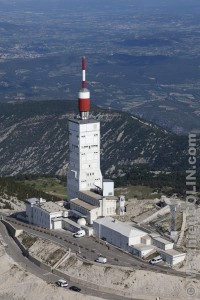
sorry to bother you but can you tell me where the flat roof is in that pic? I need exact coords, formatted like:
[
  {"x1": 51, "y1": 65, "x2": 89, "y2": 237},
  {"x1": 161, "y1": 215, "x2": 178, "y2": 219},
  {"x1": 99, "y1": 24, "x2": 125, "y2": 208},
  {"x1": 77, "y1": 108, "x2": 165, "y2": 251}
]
[
  {"x1": 80, "y1": 190, "x2": 102, "y2": 200},
  {"x1": 26, "y1": 198, "x2": 39, "y2": 204},
  {"x1": 106, "y1": 196, "x2": 118, "y2": 200},
  {"x1": 103, "y1": 179, "x2": 114, "y2": 183},
  {"x1": 159, "y1": 249, "x2": 186, "y2": 257},
  {"x1": 79, "y1": 190, "x2": 117, "y2": 201},
  {"x1": 94, "y1": 217, "x2": 147, "y2": 238},
  {"x1": 149, "y1": 233, "x2": 160, "y2": 238},
  {"x1": 71, "y1": 198, "x2": 98, "y2": 211},
  {"x1": 51, "y1": 217, "x2": 63, "y2": 222},
  {"x1": 153, "y1": 236, "x2": 174, "y2": 245},
  {"x1": 131, "y1": 244, "x2": 154, "y2": 251},
  {"x1": 39, "y1": 201, "x2": 65, "y2": 213}
]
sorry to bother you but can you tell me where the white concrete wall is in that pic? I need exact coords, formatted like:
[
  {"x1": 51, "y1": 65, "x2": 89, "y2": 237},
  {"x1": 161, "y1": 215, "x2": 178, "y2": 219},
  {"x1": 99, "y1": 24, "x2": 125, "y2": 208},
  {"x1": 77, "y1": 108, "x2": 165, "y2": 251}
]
[
  {"x1": 53, "y1": 220, "x2": 62, "y2": 229},
  {"x1": 93, "y1": 222, "x2": 129, "y2": 251},
  {"x1": 159, "y1": 250, "x2": 186, "y2": 266},
  {"x1": 129, "y1": 236, "x2": 143, "y2": 245},
  {"x1": 152, "y1": 238, "x2": 174, "y2": 250},
  {"x1": 67, "y1": 120, "x2": 103, "y2": 202},
  {"x1": 31, "y1": 206, "x2": 51, "y2": 228},
  {"x1": 172, "y1": 254, "x2": 186, "y2": 265},
  {"x1": 90, "y1": 208, "x2": 100, "y2": 224},
  {"x1": 26, "y1": 202, "x2": 33, "y2": 224},
  {"x1": 103, "y1": 181, "x2": 114, "y2": 196},
  {"x1": 165, "y1": 243, "x2": 174, "y2": 250},
  {"x1": 140, "y1": 248, "x2": 154, "y2": 258},
  {"x1": 141, "y1": 236, "x2": 151, "y2": 245},
  {"x1": 29, "y1": 206, "x2": 64, "y2": 229},
  {"x1": 100, "y1": 198, "x2": 116, "y2": 217}
]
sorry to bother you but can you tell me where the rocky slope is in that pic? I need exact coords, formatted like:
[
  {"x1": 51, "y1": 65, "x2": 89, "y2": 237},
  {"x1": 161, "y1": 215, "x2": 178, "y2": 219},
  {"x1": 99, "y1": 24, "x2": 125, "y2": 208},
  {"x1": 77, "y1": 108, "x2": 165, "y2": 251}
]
[{"x1": 0, "y1": 100, "x2": 198, "y2": 176}]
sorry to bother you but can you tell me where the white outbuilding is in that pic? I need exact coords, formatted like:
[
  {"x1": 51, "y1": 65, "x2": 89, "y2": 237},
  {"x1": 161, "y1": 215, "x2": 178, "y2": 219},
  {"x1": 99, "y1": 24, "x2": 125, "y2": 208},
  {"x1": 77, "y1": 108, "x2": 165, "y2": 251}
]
[
  {"x1": 25, "y1": 198, "x2": 69, "y2": 229},
  {"x1": 93, "y1": 217, "x2": 149, "y2": 252},
  {"x1": 158, "y1": 249, "x2": 186, "y2": 265}
]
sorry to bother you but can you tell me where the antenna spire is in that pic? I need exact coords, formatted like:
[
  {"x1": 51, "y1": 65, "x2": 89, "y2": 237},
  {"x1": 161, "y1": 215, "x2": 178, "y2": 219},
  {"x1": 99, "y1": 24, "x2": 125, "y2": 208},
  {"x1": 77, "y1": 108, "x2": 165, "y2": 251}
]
[
  {"x1": 82, "y1": 56, "x2": 86, "y2": 88},
  {"x1": 78, "y1": 56, "x2": 90, "y2": 119}
]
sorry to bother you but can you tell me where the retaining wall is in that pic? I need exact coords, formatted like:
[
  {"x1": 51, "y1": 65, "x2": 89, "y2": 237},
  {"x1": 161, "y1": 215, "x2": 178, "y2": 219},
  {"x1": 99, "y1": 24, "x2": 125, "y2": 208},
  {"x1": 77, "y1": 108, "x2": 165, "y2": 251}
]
[
  {"x1": 0, "y1": 218, "x2": 184, "y2": 300},
  {"x1": 1, "y1": 219, "x2": 51, "y2": 271}
]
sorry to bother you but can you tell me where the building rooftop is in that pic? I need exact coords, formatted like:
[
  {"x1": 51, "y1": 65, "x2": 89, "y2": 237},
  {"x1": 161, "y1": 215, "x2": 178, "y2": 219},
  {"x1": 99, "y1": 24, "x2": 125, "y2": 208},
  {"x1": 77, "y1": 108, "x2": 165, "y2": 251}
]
[
  {"x1": 159, "y1": 249, "x2": 186, "y2": 257},
  {"x1": 71, "y1": 198, "x2": 98, "y2": 211},
  {"x1": 94, "y1": 217, "x2": 147, "y2": 238},
  {"x1": 106, "y1": 196, "x2": 118, "y2": 200},
  {"x1": 149, "y1": 233, "x2": 161, "y2": 238},
  {"x1": 79, "y1": 190, "x2": 117, "y2": 201},
  {"x1": 79, "y1": 190, "x2": 102, "y2": 200},
  {"x1": 103, "y1": 179, "x2": 114, "y2": 183},
  {"x1": 26, "y1": 198, "x2": 40, "y2": 204},
  {"x1": 153, "y1": 236, "x2": 174, "y2": 245},
  {"x1": 26, "y1": 197, "x2": 47, "y2": 205},
  {"x1": 39, "y1": 201, "x2": 65, "y2": 213},
  {"x1": 130, "y1": 244, "x2": 154, "y2": 251}
]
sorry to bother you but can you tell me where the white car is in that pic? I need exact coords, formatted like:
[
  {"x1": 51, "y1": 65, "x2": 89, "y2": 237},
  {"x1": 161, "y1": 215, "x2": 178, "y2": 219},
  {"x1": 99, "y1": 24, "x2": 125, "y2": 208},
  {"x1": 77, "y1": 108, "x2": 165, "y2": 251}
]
[
  {"x1": 56, "y1": 279, "x2": 68, "y2": 287},
  {"x1": 149, "y1": 256, "x2": 163, "y2": 265},
  {"x1": 95, "y1": 256, "x2": 107, "y2": 264},
  {"x1": 73, "y1": 229, "x2": 86, "y2": 238}
]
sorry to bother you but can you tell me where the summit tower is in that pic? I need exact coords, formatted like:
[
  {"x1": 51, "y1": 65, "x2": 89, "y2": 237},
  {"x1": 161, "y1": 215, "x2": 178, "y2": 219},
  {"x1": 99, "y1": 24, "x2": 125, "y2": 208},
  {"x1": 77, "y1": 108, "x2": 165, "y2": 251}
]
[{"x1": 67, "y1": 57, "x2": 103, "y2": 201}]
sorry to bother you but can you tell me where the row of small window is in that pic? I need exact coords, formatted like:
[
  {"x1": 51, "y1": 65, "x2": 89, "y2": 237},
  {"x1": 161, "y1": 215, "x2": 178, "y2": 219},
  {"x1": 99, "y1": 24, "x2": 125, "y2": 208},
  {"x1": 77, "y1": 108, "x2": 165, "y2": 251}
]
[
  {"x1": 69, "y1": 133, "x2": 98, "y2": 138},
  {"x1": 80, "y1": 134, "x2": 98, "y2": 138},
  {"x1": 82, "y1": 145, "x2": 98, "y2": 149},
  {"x1": 81, "y1": 179, "x2": 100, "y2": 183},
  {"x1": 81, "y1": 152, "x2": 98, "y2": 155}
]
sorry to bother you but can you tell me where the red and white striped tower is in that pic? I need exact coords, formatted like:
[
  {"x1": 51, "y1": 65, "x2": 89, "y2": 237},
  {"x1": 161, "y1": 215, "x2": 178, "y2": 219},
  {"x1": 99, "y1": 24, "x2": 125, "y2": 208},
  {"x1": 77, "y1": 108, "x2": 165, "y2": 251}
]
[{"x1": 78, "y1": 56, "x2": 90, "y2": 120}]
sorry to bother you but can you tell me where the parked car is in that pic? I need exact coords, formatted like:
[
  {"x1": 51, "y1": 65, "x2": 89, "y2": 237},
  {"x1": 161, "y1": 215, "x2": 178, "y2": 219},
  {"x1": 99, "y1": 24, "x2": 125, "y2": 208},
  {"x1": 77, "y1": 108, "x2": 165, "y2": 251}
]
[
  {"x1": 73, "y1": 229, "x2": 86, "y2": 238},
  {"x1": 149, "y1": 256, "x2": 163, "y2": 265},
  {"x1": 95, "y1": 256, "x2": 107, "y2": 264},
  {"x1": 69, "y1": 286, "x2": 81, "y2": 292},
  {"x1": 56, "y1": 279, "x2": 68, "y2": 287}
]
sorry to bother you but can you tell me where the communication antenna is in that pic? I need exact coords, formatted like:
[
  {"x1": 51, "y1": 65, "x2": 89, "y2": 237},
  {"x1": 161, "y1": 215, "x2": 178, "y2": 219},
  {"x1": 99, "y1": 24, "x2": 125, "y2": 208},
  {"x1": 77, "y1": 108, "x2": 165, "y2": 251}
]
[{"x1": 170, "y1": 204, "x2": 177, "y2": 237}]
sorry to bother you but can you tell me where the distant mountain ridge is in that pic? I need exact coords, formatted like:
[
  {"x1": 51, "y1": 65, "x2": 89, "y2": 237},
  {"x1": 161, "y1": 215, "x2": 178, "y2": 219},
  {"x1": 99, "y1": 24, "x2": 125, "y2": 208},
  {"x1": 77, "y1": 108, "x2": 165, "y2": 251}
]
[{"x1": 0, "y1": 100, "x2": 199, "y2": 177}]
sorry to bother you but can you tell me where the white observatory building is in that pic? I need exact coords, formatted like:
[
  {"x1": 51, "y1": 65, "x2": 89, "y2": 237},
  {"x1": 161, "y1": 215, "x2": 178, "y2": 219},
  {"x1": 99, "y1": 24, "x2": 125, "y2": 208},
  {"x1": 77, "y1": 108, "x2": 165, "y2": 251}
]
[{"x1": 67, "y1": 57, "x2": 119, "y2": 224}]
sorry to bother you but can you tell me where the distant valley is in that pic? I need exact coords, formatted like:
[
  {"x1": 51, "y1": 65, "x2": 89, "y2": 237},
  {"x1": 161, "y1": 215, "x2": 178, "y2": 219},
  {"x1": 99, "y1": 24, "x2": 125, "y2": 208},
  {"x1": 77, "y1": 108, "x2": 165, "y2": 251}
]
[{"x1": 0, "y1": 0, "x2": 200, "y2": 134}]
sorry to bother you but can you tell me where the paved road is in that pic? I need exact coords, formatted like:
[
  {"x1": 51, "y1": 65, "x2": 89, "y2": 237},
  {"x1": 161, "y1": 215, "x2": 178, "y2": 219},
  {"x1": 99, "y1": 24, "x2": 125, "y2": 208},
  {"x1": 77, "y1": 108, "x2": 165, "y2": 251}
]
[
  {"x1": 0, "y1": 220, "x2": 161, "y2": 300},
  {"x1": 4, "y1": 215, "x2": 190, "y2": 279}
]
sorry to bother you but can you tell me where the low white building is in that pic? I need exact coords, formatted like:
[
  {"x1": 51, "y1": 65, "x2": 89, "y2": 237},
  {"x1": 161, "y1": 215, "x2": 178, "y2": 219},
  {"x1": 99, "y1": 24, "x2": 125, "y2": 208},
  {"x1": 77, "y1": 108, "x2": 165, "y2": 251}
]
[
  {"x1": 93, "y1": 217, "x2": 186, "y2": 265},
  {"x1": 93, "y1": 217, "x2": 149, "y2": 253},
  {"x1": 158, "y1": 249, "x2": 186, "y2": 265},
  {"x1": 25, "y1": 198, "x2": 69, "y2": 229},
  {"x1": 129, "y1": 244, "x2": 155, "y2": 257},
  {"x1": 150, "y1": 233, "x2": 174, "y2": 250}
]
